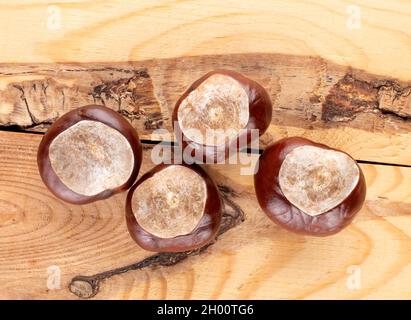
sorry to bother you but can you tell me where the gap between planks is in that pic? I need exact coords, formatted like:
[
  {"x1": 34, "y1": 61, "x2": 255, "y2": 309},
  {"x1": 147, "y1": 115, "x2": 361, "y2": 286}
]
[{"x1": 2, "y1": 128, "x2": 408, "y2": 169}]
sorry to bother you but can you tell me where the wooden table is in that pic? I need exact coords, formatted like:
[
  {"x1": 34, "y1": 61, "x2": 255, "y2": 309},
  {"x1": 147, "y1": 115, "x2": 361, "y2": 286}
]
[{"x1": 0, "y1": 0, "x2": 410, "y2": 299}]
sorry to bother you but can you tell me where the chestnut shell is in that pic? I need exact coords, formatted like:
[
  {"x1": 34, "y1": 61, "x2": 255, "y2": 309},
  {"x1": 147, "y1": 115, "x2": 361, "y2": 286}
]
[
  {"x1": 172, "y1": 69, "x2": 272, "y2": 162},
  {"x1": 126, "y1": 163, "x2": 222, "y2": 253},
  {"x1": 254, "y1": 137, "x2": 366, "y2": 236},
  {"x1": 37, "y1": 105, "x2": 142, "y2": 204}
]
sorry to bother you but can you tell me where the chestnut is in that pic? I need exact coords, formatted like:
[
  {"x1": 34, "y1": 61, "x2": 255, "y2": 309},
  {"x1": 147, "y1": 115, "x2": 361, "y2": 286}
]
[
  {"x1": 126, "y1": 163, "x2": 222, "y2": 252},
  {"x1": 37, "y1": 105, "x2": 142, "y2": 204},
  {"x1": 172, "y1": 70, "x2": 272, "y2": 162},
  {"x1": 254, "y1": 137, "x2": 366, "y2": 236}
]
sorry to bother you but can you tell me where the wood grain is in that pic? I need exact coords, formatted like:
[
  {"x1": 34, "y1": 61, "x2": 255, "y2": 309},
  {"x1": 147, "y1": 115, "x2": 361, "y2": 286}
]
[
  {"x1": 0, "y1": 54, "x2": 410, "y2": 165},
  {"x1": 0, "y1": 0, "x2": 410, "y2": 82},
  {"x1": 0, "y1": 131, "x2": 410, "y2": 299},
  {"x1": 0, "y1": 0, "x2": 410, "y2": 300}
]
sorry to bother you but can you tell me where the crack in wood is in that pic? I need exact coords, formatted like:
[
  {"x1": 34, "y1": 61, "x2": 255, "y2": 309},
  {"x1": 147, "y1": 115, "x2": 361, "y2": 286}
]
[
  {"x1": 62, "y1": 67, "x2": 136, "y2": 74},
  {"x1": 68, "y1": 185, "x2": 245, "y2": 299},
  {"x1": 12, "y1": 84, "x2": 39, "y2": 125}
]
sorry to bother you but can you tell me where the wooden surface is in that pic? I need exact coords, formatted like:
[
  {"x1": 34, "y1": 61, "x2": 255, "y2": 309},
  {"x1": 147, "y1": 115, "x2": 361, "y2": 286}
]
[
  {"x1": 0, "y1": 0, "x2": 410, "y2": 299},
  {"x1": 1, "y1": 131, "x2": 411, "y2": 299},
  {"x1": 0, "y1": 0, "x2": 410, "y2": 81}
]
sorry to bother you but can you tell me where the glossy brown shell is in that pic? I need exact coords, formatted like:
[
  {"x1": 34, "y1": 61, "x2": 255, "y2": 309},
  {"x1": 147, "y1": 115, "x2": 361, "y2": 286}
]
[
  {"x1": 172, "y1": 69, "x2": 272, "y2": 163},
  {"x1": 126, "y1": 163, "x2": 222, "y2": 252},
  {"x1": 37, "y1": 105, "x2": 142, "y2": 204},
  {"x1": 254, "y1": 137, "x2": 366, "y2": 236}
]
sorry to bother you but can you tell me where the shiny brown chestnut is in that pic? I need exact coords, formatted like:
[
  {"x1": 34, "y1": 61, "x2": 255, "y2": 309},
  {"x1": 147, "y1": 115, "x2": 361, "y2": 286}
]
[
  {"x1": 37, "y1": 105, "x2": 142, "y2": 204},
  {"x1": 254, "y1": 137, "x2": 366, "y2": 236},
  {"x1": 126, "y1": 163, "x2": 222, "y2": 252},
  {"x1": 172, "y1": 70, "x2": 272, "y2": 162}
]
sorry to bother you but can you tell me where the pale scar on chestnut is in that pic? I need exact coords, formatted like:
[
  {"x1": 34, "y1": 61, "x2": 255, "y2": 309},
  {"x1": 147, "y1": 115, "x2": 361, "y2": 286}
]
[
  {"x1": 49, "y1": 120, "x2": 134, "y2": 196},
  {"x1": 131, "y1": 165, "x2": 207, "y2": 238},
  {"x1": 278, "y1": 145, "x2": 359, "y2": 216},
  {"x1": 177, "y1": 74, "x2": 250, "y2": 146}
]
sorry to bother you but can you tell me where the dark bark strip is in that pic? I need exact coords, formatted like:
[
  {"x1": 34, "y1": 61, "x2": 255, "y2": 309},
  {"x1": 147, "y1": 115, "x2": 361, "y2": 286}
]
[
  {"x1": 322, "y1": 73, "x2": 411, "y2": 121},
  {"x1": 68, "y1": 185, "x2": 245, "y2": 299},
  {"x1": 1, "y1": 54, "x2": 410, "y2": 137}
]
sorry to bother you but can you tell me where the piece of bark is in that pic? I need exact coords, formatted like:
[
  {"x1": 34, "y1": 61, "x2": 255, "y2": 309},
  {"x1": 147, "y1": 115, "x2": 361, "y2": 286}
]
[
  {"x1": 0, "y1": 54, "x2": 410, "y2": 164},
  {"x1": 0, "y1": 65, "x2": 162, "y2": 133}
]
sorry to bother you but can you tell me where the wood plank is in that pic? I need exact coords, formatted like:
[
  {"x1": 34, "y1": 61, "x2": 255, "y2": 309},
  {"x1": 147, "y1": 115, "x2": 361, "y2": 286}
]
[
  {"x1": 0, "y1": 130, "x2": 410, "y2": 299},
  {"x1": 0, "y1": 55, "x2": 410, "y2": 165},
  {"x1": 0, "y1": 0, "x2": 410, "y2": 82}
]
